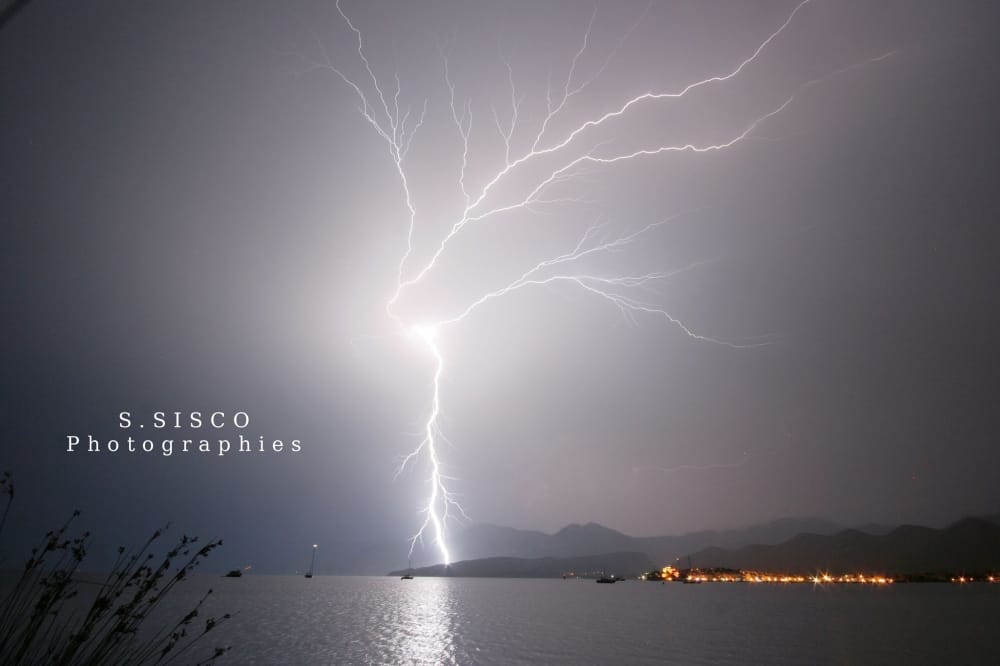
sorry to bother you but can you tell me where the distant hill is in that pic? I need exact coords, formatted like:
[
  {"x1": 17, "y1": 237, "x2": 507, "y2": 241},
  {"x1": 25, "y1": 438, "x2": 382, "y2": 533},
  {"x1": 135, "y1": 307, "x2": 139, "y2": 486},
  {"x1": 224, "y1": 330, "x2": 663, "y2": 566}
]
[
  {"x1": 978, "y1": 513, "x2": 1000, "y2": 527},
  {"x1": 389, "y1": 551, "x2": 653, "y2": 578},
  {"x1": 320, "y1": 514, "x2": 997, "y2": 574},
  {"x1": 850, "y1": 522, "x2": 895, "y2": 536},
  {"x1": 451, "y1": 523, "x2": 554, "y2": 560},
  {"x1": 334, "y1": 517, "x2": 853, "y2": 574},
  {"x1": 689, "y1": 517, "x2": 1000, "y2": 573},
  {"x1": 450, "y1": 517, "x2": 849, "y2": 565}
]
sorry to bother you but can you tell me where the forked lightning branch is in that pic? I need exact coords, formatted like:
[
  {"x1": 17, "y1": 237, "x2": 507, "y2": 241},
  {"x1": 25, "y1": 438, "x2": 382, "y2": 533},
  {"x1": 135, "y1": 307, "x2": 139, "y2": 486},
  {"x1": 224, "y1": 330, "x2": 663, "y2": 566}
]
[{"x1": 304, "y1": 0, "x2": 890, "y2": 566}]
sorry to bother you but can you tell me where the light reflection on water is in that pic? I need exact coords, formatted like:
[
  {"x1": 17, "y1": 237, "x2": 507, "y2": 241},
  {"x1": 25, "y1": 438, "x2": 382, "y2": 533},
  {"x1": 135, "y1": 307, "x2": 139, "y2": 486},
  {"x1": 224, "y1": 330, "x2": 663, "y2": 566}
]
[
  {"x1": 141, "y1": 575, "x2": 999, "y2": 664},
  {"x1": 374, "y1": 577, "x2": 457, "y2": 664}
]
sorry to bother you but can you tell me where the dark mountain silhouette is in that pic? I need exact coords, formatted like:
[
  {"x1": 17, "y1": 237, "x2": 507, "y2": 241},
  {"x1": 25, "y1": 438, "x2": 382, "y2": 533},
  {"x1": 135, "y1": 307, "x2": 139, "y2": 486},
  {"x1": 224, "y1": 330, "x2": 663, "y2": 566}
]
[
  {"x1": 389, "y1": 551, "x2": 652, "y2": 579},
  {"x1": 338, "y1": 517, "x2": 852, "y2": 574},
  {"x1": 551, "y1": 522, "x2": 635, "y2": 556},
  {"x1": 452, "y1": 523, "x2": 553, "y2": 560},
  {"x1": 850, "y1": 522, "x2": 896, "y2": 536},
  {"x1": 450, "y1": 517, "x2": 848, "y2": 565},
  {"x1": 327, "y1": 514, "x2": 996, "y2": 574},
  {"x1": 689, "y1": 517, "x2": 1000, "y2": 573}
]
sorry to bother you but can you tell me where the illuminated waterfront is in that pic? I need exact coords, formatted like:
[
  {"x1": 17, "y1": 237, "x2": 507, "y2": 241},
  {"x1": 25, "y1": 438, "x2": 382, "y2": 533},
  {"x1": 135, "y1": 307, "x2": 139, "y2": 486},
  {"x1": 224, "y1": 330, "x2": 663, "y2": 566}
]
[{"x1": 634, "y1": 564, "x2": 999, "y2": 585}]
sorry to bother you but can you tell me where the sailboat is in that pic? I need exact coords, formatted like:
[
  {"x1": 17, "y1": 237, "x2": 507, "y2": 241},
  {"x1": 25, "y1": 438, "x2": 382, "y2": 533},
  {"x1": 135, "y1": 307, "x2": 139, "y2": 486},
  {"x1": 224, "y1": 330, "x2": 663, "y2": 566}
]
[
  {"x1": 305, "y1": 544, "x2": 317, "y2": 578},
  {"x1": 401, "y1": 556, "x2": 414, "y2": 580}
]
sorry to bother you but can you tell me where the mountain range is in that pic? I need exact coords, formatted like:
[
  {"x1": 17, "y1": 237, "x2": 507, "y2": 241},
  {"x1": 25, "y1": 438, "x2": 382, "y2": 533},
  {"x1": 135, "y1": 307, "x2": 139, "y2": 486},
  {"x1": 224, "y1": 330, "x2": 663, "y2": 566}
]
[
  {"x1": 385, "y1": 515, "x2": 1000, "y2": 578},
  {"x1": 335, "y1": 516, "x2": 862, "y2": 574},
  {"x1": 329, "y1": 514, "x2": 1000, "y2": 575},
  {"x1": 451, "y1": 516, "x2": 859, "y2": 565},
  {"x1": 690, "y1": 516, "x2": 1000, "y2": 574}
]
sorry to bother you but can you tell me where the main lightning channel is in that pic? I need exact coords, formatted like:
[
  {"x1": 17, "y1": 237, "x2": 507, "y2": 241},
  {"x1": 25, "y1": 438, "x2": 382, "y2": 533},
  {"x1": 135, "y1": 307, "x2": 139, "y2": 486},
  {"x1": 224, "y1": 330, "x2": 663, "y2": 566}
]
[{"x1": 408, "y1": 326, "x2": 452, "y2": 564}]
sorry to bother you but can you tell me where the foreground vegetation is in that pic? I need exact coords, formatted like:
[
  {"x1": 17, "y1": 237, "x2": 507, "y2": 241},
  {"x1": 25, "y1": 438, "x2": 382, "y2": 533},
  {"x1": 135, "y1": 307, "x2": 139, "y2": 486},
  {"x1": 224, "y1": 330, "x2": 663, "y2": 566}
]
[{"x1": 0, "y1": 471, "x2": 233, "y2": 664}]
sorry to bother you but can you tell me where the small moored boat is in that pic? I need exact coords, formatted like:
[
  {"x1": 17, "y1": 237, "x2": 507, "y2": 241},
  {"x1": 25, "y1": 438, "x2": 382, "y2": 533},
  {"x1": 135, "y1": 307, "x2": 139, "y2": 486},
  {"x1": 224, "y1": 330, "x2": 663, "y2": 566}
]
[{"x1": 305, "y1": 544, "x2": 317, "y2": 578}]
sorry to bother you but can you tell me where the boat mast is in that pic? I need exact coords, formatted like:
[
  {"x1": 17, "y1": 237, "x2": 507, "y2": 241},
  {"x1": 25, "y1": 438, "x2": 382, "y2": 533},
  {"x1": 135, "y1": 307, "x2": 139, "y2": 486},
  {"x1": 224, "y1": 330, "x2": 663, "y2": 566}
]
[{"x1": 306, "y1": 544, "x2": 317, "y2": 578}]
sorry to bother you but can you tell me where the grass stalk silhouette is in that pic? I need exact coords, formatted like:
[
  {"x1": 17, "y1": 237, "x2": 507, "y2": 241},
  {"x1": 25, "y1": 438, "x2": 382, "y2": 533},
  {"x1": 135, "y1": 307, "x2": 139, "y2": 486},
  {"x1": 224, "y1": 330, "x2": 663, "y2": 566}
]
[{"x1": 0, "y1": 471, "x2": 234, "y2": 664}]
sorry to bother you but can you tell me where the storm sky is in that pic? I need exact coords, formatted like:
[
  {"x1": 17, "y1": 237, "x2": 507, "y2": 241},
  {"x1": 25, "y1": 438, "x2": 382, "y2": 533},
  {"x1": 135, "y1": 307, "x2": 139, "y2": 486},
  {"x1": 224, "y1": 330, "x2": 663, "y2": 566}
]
[{"x1": 2, "y1": 0, "x2": 999, "y2": 572}]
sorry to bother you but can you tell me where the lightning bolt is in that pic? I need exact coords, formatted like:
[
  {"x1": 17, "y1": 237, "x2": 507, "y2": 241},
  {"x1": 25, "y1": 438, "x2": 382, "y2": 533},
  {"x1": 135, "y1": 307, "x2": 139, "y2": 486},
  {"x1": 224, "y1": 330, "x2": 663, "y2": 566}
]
[{"x1": 302, "y1": 0, "x2": 892, "y2": 566}]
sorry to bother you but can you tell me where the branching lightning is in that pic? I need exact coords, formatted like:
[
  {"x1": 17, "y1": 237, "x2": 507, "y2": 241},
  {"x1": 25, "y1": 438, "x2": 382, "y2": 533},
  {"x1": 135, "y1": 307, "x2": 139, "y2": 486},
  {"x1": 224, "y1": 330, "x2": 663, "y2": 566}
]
[{"x1": 303, "y1": 0, "x2": 892, "y2": 566}]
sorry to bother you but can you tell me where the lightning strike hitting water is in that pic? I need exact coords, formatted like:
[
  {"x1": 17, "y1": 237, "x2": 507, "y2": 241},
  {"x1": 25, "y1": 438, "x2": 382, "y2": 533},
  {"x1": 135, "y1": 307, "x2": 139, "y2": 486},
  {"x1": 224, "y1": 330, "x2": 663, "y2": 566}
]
[{"x1": 306, "y1": 0, "x2": 892, "y2": 566}]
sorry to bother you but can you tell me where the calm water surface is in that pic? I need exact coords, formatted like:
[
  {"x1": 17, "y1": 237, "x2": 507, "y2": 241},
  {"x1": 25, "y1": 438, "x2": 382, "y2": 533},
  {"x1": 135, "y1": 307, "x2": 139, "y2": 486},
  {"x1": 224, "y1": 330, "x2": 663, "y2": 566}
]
[{"x1": 159, "y1": 576, "x2": 997, "y2": 664}]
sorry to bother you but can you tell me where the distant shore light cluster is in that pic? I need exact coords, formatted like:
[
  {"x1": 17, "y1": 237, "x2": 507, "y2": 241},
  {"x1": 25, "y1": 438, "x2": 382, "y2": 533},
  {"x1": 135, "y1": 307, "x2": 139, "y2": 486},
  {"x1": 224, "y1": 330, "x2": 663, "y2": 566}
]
[
  {"x1": 635, "y1": 566, "x2": 894, "y2": 585},
  {"x1": 627, "y1": 566, "x2": 1000, "y2": 585}
]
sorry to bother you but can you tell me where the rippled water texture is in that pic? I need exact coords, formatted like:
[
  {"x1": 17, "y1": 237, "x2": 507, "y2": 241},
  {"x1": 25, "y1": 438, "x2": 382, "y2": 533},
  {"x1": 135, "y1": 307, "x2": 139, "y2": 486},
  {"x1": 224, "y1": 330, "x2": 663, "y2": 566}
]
[{"x1": 148, "y1": 576, "x2": 997, "y2": 664}]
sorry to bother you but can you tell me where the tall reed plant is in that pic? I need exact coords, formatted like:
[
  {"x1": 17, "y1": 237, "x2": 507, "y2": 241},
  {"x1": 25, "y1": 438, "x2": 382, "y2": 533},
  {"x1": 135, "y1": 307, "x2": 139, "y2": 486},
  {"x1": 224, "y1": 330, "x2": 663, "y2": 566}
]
[{"x1": 0, "y1": 471, "x2": 234, "y2": 664}]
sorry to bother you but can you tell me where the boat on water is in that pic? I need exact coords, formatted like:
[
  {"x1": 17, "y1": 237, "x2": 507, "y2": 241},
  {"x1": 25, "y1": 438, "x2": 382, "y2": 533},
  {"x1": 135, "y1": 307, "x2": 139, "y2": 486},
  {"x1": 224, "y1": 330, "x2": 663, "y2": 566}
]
[
  {"x1": 223, "y1": 569, "x2": 242, "y2": 578},
  {"x1": 400, "y1": 574, "x2": 414, "y2": 580},
  {"x1": 596, "y1": 576, "x2": 617, "y2": 584},
  {"x1": 305, "y1": 544, "x2": 317, "y2": 579}
]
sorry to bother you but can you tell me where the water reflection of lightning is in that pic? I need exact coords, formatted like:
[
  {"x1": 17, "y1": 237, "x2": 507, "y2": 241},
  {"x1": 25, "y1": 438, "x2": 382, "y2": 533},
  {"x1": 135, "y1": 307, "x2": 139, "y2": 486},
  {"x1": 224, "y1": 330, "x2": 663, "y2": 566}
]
[{"x1": 303, "y1": 0, "x2": 890, "y2": 566}]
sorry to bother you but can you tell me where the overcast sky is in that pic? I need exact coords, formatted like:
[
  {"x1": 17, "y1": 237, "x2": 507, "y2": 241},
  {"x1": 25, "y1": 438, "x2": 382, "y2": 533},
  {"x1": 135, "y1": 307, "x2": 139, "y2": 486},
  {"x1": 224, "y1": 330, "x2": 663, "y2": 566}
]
[{"x1": 2, "y1": 0, "x2": 998, "y2": 572}]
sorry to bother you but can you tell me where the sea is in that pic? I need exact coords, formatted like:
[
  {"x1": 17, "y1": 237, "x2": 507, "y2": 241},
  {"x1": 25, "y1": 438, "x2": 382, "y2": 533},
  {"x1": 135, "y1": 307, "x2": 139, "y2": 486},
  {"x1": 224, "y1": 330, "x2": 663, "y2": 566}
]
[{"x1": 151, "y1": 575, "x2": 998, "y2": 664}]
